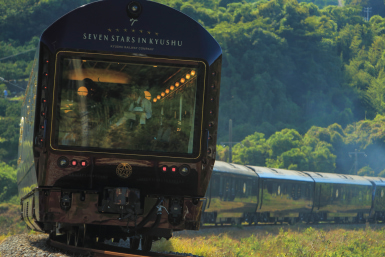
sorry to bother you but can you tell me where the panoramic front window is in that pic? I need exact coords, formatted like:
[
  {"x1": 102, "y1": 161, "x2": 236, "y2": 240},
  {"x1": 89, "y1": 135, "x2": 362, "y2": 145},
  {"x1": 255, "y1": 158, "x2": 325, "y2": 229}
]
[{"x1": 53, "y1": 53, "x2": 204, "y2": 155}]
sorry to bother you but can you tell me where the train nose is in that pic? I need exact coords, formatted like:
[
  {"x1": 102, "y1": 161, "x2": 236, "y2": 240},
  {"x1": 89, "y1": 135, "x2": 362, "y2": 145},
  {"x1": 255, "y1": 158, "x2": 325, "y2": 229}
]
[{"x1": 99, "y1": 187, "x2": 142, "y2": 218}]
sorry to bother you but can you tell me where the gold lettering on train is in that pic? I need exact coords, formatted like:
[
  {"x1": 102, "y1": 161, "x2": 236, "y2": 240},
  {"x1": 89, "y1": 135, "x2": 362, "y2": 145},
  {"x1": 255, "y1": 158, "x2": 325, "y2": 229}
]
[{"x1": 82, "y1": 32, "x2": 183, "y2": 47}]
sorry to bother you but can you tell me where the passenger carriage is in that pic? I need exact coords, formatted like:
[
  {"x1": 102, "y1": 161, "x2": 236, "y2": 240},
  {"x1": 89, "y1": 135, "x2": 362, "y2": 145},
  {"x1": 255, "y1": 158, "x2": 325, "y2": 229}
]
[{"x1": 304, "y1": 172, "x2": 372, "y2": 223}]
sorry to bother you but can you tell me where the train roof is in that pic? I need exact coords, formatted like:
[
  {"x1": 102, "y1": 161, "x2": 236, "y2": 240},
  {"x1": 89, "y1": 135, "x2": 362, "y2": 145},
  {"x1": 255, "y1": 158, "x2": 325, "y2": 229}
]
[
  {"x1": 247, "y1": 166, "x2": 314, "y2": 182},
  {"x1": 213, "y1": 161, "x2": 382, "y2": 186},
  {"x1": 304, "y1": 171, "x2": 372, "y2": 186},
  {"x1": 363, "y1": 176, "x2": 385, "y2": 187},
  {"x1": 40, "y1": 0, "x2": 221, "y2": 65},
  {"x1": 213, "y1": 161, "x2": 258, "y2": 177}
]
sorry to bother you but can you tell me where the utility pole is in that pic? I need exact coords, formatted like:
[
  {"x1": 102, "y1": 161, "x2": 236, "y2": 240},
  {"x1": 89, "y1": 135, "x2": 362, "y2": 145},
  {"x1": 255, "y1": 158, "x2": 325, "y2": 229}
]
[
  {"x1": 349, "y1": 149, "x2": 367, "y2": 174},
  {"x1": 363, "y1": 7, "x2": 372, "y2": 21},
  {"x1": 220, "y1": 119, "x2": 241, "y2": 163},
  {"x1": 229, "y1": 119, "x2": 232, "y2": 163}
]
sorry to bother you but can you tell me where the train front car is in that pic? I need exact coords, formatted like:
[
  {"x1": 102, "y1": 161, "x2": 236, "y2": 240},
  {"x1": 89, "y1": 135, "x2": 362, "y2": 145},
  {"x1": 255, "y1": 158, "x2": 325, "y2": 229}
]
[{"x1": 17, "y1": 0, "x2": 221, "y2": 250}]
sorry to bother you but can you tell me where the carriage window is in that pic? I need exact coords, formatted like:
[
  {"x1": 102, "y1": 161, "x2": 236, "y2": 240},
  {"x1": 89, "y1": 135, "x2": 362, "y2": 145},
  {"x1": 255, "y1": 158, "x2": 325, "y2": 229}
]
[
  {"x1": 211, "y1": 177, "x2": 219, "y2": 197},
  {"x1": 219, "y1": 176, "x2": 223, "y2": 196},
  {"x1": 291, "y1": 185, "x2": 296, "y2": 199},
  {"x1": 54, "y1": 54, "x2": 205, "y2": 155},
  {"x1": 252, "y1": 180, "x2": 258, "y2": 196}
]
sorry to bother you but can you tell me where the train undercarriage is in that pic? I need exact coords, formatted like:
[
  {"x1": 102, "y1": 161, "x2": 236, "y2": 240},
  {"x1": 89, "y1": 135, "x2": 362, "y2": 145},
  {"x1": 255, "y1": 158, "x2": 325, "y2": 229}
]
[{"x1": 21, "y1": 187, "x2": 203, "y2": 250}]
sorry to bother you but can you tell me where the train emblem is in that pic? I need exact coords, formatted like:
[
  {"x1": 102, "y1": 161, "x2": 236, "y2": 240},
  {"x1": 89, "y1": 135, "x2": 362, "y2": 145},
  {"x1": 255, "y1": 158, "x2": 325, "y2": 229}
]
[{"x1": 116, "y1": 163, "x2": 132, "y2": 179}]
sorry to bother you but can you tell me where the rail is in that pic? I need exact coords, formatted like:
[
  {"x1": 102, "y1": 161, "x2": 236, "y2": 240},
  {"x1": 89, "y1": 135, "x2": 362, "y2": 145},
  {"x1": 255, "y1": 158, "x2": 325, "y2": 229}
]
[{"x1": 47, "y1": 238, "x2": 195, "y2": 257}]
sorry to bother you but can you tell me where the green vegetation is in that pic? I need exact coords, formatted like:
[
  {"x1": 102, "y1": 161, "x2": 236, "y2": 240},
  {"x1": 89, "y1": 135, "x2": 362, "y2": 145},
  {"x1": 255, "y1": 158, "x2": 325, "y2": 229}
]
[
  {"x1": 153, "y1": 224, "x2": 385, "y2": 256},
  {"x1": 0, "y1": 99, "x2": 22, "y2": 165},
  {"x1": 0, "y1": 163, "x2": 17, "y2": 203},
  {"x1": 218, "y1": 114, "x2": 385, "y2": 176}
]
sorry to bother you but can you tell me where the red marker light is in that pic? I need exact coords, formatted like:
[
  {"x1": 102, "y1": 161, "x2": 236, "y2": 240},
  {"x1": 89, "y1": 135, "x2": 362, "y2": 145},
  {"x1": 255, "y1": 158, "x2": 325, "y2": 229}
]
[
  {"x1": 40, "y1": 138, "x2": 43, "y2": 142},
  {"x1": 172, "y1": 167, "x2": 176, "y2": 172},
  {"x1": 45, "y1": 60, "x2": 49, "y2": 63},
  {"x1": 41, "y1": 125, "x2": 44, "y2": 129},
  {"x1": 71, "y1": 160, "x2": 77, "y2": 166},
  {"x1": 81, "y1": 161, "x2": 87, "y2": 167},
  {"x1": 44, "y1": 72, "x2": 48, "y2": 76},
  {"x1": 162, "y1": 166, "x2": 167, "y2": 172}
]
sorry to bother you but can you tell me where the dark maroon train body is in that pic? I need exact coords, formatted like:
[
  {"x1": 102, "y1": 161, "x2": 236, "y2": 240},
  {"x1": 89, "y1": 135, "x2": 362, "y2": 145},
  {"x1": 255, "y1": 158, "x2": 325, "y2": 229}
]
[{"x1": 17, "y1": 0, "x2": 221, "y2": 250}]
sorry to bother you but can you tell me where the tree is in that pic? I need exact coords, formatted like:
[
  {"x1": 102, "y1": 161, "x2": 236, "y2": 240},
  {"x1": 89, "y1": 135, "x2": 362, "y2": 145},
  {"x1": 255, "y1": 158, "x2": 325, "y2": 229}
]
[
  {"x1": 0, "y1": 162, "x2": 17, "y2": 202},
  {"x1": 232, "y1": 132, "x2": 271, "y2": 165}
]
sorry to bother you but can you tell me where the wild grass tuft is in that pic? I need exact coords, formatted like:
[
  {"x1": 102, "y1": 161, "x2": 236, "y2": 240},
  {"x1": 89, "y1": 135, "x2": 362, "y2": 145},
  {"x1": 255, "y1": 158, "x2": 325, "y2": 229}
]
[{"x1": 152, "y1": 224, "x2": 385, "y2": 256}]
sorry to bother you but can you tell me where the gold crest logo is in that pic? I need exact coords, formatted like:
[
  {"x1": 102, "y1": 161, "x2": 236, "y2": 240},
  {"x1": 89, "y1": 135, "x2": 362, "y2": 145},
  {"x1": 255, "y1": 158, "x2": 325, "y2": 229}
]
[{"x1": 116, "y1": 163, "x2": 132, "y2": 179}]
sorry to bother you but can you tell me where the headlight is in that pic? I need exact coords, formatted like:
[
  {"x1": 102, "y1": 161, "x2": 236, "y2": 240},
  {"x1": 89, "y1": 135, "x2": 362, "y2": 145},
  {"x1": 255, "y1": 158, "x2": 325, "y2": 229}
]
[
  {"x1": 57, "y1": 157, "x2": 69, "y2": 168},
  {"x1": 179, "y1": 165, "x2": 190, "y2": 176}
]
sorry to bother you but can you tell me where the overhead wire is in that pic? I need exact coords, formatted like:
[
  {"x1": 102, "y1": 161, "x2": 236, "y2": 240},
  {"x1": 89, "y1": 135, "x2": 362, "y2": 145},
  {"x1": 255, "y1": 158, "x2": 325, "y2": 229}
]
[
  {"x1": 0, "y1": 48, "x2": 36, "y2": 90},
  {"x1": 0, "y1": 48, "x2": 36, "y2": 61}
]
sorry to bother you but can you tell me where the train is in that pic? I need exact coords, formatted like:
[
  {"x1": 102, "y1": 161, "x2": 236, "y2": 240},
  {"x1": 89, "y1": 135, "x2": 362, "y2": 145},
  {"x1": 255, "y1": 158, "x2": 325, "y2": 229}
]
[
  {"x1": 202, "y1": 161, "x2": 385, "y2": 225},
  {"x1": 17, "y1": 0, "x2": 221, "y2": 251}
]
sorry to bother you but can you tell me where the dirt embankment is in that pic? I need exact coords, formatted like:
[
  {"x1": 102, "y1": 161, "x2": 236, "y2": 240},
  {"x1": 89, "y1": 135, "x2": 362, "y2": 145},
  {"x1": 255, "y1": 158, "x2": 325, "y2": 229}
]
[{"x1": 0, "y1": 203, "x2": 29, "y2": 236}]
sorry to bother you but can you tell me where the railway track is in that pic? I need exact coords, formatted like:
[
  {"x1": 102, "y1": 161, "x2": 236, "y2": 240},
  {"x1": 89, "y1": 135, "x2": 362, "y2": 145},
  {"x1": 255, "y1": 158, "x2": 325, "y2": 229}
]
[{"x1": 47, "y1": 238, "x2": 199, "y2": 257}]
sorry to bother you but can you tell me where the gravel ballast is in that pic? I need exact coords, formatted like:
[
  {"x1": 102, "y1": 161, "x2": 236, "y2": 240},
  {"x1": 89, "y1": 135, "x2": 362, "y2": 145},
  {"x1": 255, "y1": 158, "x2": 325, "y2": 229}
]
[{"x1": 0, "y1": 233, "x2": 88, "y2": 257}]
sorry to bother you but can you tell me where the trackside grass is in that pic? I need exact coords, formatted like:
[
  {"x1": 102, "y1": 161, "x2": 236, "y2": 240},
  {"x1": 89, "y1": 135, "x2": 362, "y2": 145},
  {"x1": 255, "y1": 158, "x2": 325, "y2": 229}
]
[
  {"x1": 0, "y1": 203, "x2": 28, "y2": 238},
  {"x1": 152, "y1": 223, "x2": 385, "y2": 256}
]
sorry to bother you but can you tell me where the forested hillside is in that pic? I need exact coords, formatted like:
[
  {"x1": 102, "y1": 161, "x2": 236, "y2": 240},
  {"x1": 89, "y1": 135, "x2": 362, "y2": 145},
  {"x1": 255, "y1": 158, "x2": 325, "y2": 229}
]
[{"x1": 1, "y1": 0, "x2": 385, "y2": 190}]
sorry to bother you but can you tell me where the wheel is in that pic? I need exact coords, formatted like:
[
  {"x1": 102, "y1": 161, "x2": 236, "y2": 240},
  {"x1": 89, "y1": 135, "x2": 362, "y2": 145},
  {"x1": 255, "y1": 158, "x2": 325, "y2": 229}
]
[
  {"x1": 130, "y1": 237, "x2": 140, "y2": 250},
  {"x1": 141, "y1": 236, "x2": 153, "y2": 251}
]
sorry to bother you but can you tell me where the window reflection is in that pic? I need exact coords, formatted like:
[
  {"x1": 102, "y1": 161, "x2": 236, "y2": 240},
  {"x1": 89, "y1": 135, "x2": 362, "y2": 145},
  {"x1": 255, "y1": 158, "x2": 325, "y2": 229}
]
[{"x1": 55, "y1": 56, "x2": 201, "y2": 155}]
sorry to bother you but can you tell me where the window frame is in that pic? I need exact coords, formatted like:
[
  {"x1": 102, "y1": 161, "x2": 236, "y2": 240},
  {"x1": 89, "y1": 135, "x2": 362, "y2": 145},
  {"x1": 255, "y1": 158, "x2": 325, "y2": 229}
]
[{"x1": 50, "y1": 51, "x2": 208, "y2": 159}]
